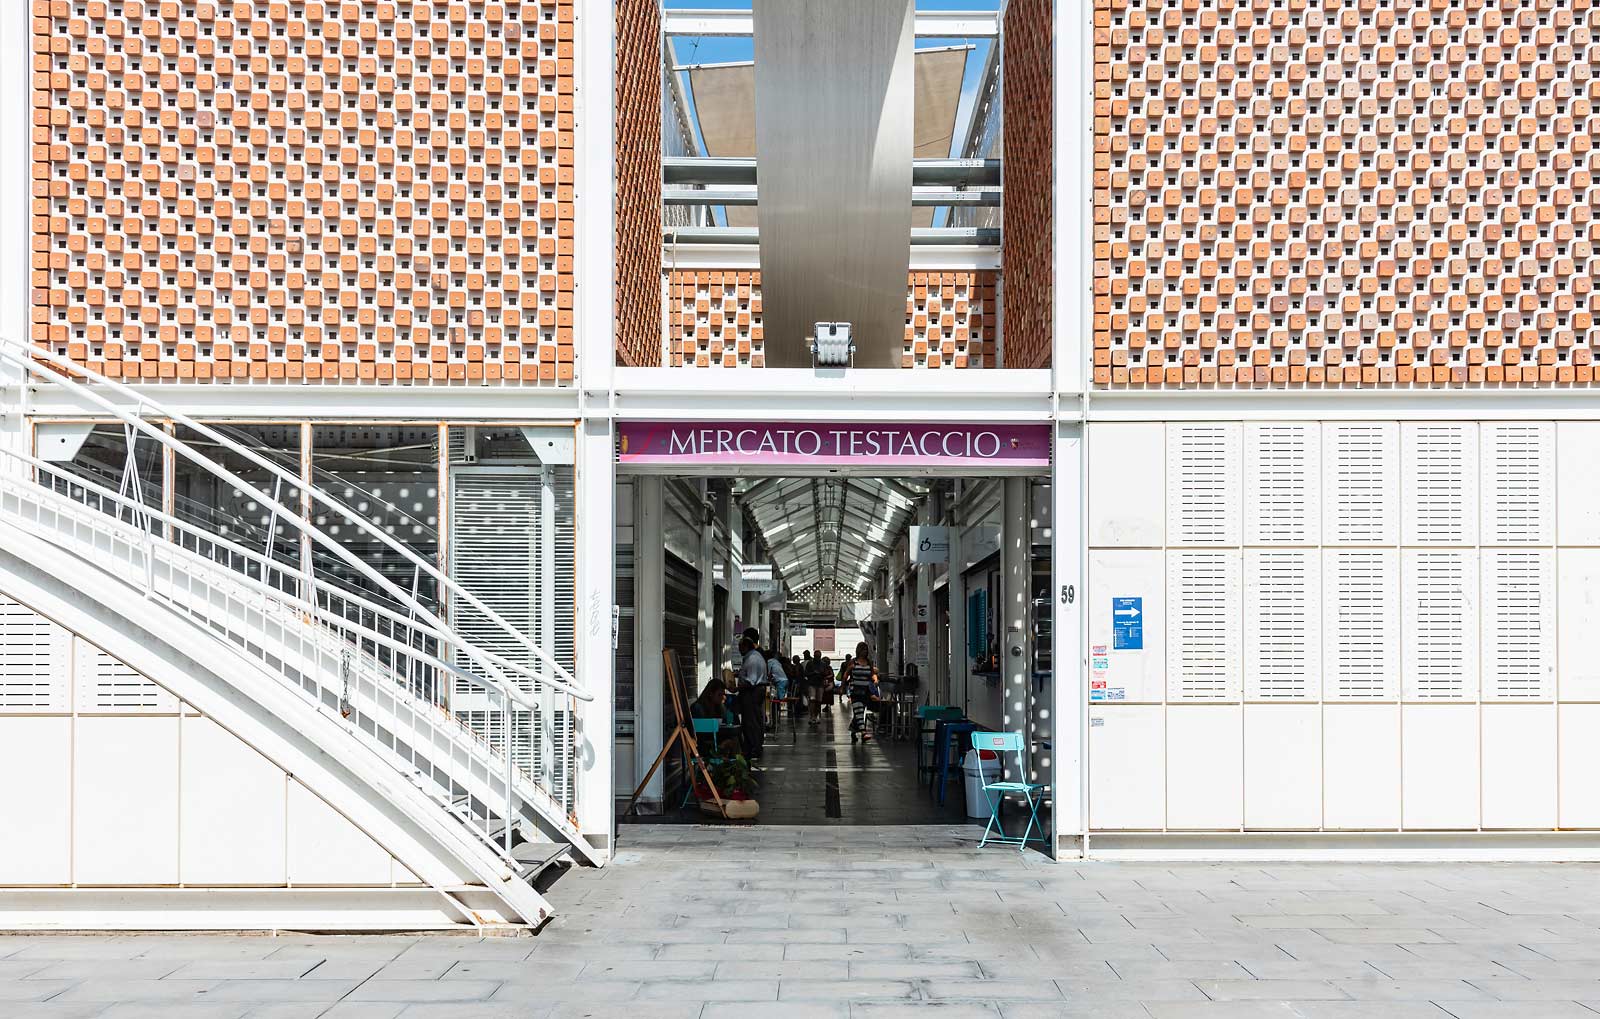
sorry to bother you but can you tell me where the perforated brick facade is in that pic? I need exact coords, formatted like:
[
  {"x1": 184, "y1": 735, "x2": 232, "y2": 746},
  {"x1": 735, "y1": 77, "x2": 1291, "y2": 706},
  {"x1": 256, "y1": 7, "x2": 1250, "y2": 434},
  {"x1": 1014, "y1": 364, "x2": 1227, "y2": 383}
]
[
  {"x1": 32, "y1": 0, "x2": 576, "y2": 384},
  {"x1": 614, "y1": 0, "x2": 662, "y2": 367},
  {"x1": 666, "y1": 271, "x2": 999, "y2": 369},
  {"x1": 1002, "y1": 0, "x2": 1054, "y2": 370},
  {"x1": 1094, "y1": 0, "x2": 1600, "y2": 388}
]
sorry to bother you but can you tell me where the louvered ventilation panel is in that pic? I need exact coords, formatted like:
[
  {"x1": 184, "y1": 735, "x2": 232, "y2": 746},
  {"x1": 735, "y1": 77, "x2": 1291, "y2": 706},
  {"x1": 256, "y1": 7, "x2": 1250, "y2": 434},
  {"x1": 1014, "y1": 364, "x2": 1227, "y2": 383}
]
[
  {"x1": 1244, "y1": 423, "x2": 1320, "y2": 545},
  {"x1": 1482, "y1": 422, "x2": 1554, "y2": 545},
  {"x1": 1401, "y1": 423, "x2": 1479, "y2": 545},
  {"x1": 449, "y1": 468, "x2": 577, "y2": 812},
  {"x1": 1166, "y1": 550, "x2": 1241, "y2": 701},
  {"x1": 1167, "y1": 424, "x2": 1241, "y2": 545},
  {"x1": 1244, "y1": 550, "x2": 1320, "y2": 701},
  {"x1": 1323, "y1": 550, "x2": 1399, "y2": 700},
  {"x1": 1322, "y1": 423, "x2": 1399, "y2": 545},
  {"x1": 0, "y1": 597, "x2": 69, "y2": 712},
  {"x1": 1482, "y1": 550, "x2": 1554, "y2": 701},
  {"x1": 1401, "y1": 551, "x2": 1479, "y2": 702},
  {"x1": 73, "y1": 635, "x2": 178, "y2": 713}
]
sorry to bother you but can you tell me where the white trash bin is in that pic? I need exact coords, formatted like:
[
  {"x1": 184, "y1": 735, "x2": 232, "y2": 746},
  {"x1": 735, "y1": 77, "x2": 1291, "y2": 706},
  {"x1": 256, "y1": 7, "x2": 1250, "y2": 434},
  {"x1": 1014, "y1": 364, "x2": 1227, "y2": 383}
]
[{"x1": 962, "y1": 749, "x2": 1001, "y2": 819}]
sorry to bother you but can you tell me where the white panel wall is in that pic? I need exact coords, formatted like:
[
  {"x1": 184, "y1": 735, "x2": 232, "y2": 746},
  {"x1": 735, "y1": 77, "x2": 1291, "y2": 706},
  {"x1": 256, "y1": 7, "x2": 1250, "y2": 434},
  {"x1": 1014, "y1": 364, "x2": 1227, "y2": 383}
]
[
  {"x1": 0, "y1": 717, "x2": 71, "y2": 884},
  {"x1": 0, "y1": 602, "x2": 420, "y2": 887},
  {"x1": 1559, "y1": 704, "x2": 1600, "y2": 828},
  {"x1": 180, "y1": 716, "x2": 288, "y2": 886},
  {"x1": 1401, "y1": 705, "x2": 1479, "y2": 830},
  {"x1": 1323, "y1": 704, "x2": 1401, "y2": 829},
  {"x1": 1244, "y1": 704, "x2": 1321, "y2": 829},
  {"x1": 1088, "y1": 419, "x2": 1592, "y2": 835},
  {"x1": 74, "y1": 716, "x2": 180, "y2": 884},
  {"x1": 1089, "y1": 423, "x2": 1164, "y2": 546},
  {"x1": 1482, "y1": 704, "x2": 1556, "y2": 829},
  {"x1": 1088, "y1": 550, "x2": 1165, "y2": 704},
  {"x1": 287, "y1": 781, "x2": 396, "y2": 885},
  {"x1": 1088, "y1": 705, "x2": 1162, "y2": 829},
  {"x1": 1166, "y1": 706, "x2": 1241, "y2": 829}
]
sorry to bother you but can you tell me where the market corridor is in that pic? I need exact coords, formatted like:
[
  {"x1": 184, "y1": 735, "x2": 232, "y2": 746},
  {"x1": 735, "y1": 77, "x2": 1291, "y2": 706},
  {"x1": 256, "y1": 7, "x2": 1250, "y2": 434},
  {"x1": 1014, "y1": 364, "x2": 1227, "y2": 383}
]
[{"x1": 624, "y1": 701, "x2": 977, "y2": 827}]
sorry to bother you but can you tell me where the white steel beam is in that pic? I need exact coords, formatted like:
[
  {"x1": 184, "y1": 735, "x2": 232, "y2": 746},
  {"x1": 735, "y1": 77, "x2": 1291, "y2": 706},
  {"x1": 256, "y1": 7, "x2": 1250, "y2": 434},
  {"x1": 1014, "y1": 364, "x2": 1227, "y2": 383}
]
[
  {"x1": 633, "y1": 473, "x2": 665, "y2": 806},
  {"x1": 661, "y1": 241, "x2": 1000, "y2": 271},
  {"x1": 610, "y1": 367, "x2": 1054, "y2": 422},
  {"x1": 664, "y1": 9, "x2": 999, "y2": 37},
  {"x1": 1056, "y1": 0, "x2": 1092, "y2": 396},
  {"x1": 575, "y1": 0, "x2": 617, "y2": 393},
  {"x1": 1052, "y1": 422, "x2": 1085, "y2": 858},
  {"x1": 574, "y1": 417, "x2": 616, "y2": 859}
]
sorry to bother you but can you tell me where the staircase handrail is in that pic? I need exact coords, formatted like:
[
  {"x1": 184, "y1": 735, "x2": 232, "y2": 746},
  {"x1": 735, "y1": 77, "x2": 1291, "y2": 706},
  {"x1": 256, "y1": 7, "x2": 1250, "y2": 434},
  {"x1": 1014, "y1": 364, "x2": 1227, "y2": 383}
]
[
  {"x1": 0, "y1": 447, "x2": 547, "y2": 712},
  {"x1": 0, "y1": 339, "x2": 588, "y2": 701}
]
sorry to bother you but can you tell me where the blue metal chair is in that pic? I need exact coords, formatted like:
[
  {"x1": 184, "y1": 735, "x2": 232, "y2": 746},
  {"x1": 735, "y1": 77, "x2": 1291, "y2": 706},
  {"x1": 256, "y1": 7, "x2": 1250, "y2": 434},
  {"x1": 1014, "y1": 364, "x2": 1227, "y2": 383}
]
[
  {"x1": 932, "y1": 720, "x2": 978, "y2": 805},
  {"x1": 970, "y1": 731, "x2": 1046, "y2": 851},
  {"x1": 681, "y1": 717, "x2": 725, "y2": 807},
  {"x1": 916, "y1": 705, "x2": 964, "y2": 779}
]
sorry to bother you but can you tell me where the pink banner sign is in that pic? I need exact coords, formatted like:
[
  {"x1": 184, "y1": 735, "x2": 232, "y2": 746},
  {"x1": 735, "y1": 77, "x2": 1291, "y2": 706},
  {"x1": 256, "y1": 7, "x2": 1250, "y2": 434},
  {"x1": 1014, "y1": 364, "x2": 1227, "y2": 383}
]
[{"x1": 617, "y1": 421, "x2": 1051, "y2": 468}]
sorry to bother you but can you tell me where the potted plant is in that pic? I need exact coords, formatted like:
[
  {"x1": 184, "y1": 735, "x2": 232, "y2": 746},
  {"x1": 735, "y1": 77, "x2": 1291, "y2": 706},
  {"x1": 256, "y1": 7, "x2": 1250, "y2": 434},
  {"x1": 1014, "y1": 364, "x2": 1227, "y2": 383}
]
[{"x1": 696, "y1": 754, "x2": 760, "y2": 820}]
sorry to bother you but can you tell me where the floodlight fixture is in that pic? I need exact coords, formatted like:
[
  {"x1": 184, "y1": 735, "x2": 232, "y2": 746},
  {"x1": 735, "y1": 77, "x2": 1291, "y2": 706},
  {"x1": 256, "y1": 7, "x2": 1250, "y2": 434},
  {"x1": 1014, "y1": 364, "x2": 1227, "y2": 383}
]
[{"x1": 810, "y1": 322, "x2": 855, "y2": 367}]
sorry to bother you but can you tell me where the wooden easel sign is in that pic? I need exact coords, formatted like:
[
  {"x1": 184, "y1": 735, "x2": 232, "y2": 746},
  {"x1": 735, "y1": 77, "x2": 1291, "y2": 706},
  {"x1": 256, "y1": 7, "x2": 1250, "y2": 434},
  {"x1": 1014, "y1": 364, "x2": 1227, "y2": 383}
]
[{"x1": 623, "y1": 649, "x2": 723, "y2": 815}]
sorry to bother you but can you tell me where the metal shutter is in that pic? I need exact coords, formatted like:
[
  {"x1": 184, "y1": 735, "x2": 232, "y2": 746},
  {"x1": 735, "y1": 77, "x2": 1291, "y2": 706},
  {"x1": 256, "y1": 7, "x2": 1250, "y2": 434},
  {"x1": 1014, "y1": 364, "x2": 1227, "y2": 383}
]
[
  {"x1": 0, "y1": 597, "x2": 69, "y2": 712},
  {"x1": 1244, "y1": 549, "x2": 1320, "y2": 701},
  {"x1": 1401, "y1": 550, "x2": 1479, "y2": 701},
  {"x1": 1322, "y1": 423, "x2": 1398, "y2": 545},
  {"x1": 449, "y1": 467, "x2": 577, "y2": 803},
  {"x1": 1166, "y1": 550, "x2": 1241, "y2": 701},
  {"x1": 1167, "y1": 423, "x2": 1241, "y2": 546},
  {"x1": 1401, "y1": 423, "x2": 1479, "y2": 546},
  {"x1": 1482, "y1": 549, "x2": 1555, "y2": 701},
  {"x1": 1482, "y1": 422, "x2": 1554, "y2": 545},
  {"x1": 1323, "y1": 549, "x2": 1399, "y2": 700},
  {"x1": 1244, "y1": 423, "x2": 1320, "y2": 545}
]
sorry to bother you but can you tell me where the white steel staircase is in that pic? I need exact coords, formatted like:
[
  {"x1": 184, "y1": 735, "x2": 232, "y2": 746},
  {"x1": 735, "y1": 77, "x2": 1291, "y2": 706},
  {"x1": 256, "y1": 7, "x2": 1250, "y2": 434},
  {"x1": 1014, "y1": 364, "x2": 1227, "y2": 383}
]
[{"x1": 0, "y1": 341, "x2": 597, "y2": 927}]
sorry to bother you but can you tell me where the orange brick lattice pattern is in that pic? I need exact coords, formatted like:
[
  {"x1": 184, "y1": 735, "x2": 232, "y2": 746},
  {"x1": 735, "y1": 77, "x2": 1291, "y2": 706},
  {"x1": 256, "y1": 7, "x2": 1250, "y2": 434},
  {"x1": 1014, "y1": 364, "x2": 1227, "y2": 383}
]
[
  {"x1": 1095, "y1": 0, "x2": 1600, "y2": 388},
  {"x1": 1001, "y1": 0, "x2": 1053, "y2": 370},
  {"x1": 33, "y1": 1, "x2": 577, "y2": 384},
  {"x1": 614, "y1": 0, "x2": 663, "y2": 367},
  {"x1": 667, "y1": 271, "x2": 999, "y2": 368}
]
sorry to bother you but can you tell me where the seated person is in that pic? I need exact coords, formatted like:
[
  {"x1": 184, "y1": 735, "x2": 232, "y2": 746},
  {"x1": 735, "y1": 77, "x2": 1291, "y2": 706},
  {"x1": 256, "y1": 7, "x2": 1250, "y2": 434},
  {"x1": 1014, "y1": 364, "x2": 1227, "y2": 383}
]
[
  {"x1": 689, "y1": 679, "x2": 739, "y2": 756},
  {"x1": 690, "y1": 677, "x2": 732, "y2": 721}
]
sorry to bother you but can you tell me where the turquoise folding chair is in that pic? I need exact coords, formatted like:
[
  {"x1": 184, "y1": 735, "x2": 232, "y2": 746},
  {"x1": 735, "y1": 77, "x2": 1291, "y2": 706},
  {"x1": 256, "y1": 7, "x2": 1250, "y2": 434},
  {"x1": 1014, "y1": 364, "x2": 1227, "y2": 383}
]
[
  {"x1": 681, "y1": 717, "x2": 725, "y2": 807},
  {"x1": 970, "y1": 731, "x2": 1046, "y2": 851}
]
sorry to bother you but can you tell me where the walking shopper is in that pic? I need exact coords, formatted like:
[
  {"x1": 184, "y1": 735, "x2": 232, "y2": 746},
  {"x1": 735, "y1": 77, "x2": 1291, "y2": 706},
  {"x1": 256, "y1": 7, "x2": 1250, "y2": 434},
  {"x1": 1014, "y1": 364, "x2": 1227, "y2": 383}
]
[{"x1": 843, "y1": 643, "x2": 881, "y2": 743}]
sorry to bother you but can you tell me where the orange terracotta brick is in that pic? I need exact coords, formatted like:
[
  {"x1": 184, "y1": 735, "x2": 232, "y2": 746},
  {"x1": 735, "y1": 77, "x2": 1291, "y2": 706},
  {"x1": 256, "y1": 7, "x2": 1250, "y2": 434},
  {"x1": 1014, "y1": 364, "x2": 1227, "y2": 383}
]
[{"x1": 34, "y1": 1, "x2": 577, "y2": 386}]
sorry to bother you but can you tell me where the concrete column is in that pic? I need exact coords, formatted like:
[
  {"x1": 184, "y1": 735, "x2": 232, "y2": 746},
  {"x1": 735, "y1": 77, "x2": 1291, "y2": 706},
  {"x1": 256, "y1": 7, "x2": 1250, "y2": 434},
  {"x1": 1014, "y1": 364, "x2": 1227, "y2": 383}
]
[
  {"x1": 696, "y1": 481, "x2": 715, "y2": 686},
  {"x1": 926, "y1": 487, "x2": 946, "y2": 700},
  {"x1": 574, "y1": 418, "x2": 616, "y2": 858},
  {"x1": 948, "y1": 518, "x2": 967, "y2": 714},
  {"x1": 726, "y1": 492, "x2": 744, "y2": 645},
  {"x1": 1051, "y1": 422, "x2": 1086, "y2": 854},
  {"x1": 634, "y1": 476, "x2": 665, "y2": 808},
  {"x1": 1001, "y1": 477, "x2": 1031, "y2": 752}
]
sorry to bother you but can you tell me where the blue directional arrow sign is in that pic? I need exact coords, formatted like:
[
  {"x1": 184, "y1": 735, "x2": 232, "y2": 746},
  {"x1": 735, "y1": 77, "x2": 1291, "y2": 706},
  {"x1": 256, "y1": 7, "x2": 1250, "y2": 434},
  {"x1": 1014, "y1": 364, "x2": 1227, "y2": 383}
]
[{"x1": 1112, "y1": 596, "x2": 1143, "y2": 650}]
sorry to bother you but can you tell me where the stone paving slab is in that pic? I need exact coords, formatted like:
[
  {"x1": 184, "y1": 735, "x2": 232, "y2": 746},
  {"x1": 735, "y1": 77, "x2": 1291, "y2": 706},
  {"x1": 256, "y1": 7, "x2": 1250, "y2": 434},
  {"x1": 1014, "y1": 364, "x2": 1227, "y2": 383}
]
[{"x1": 7, "y1": 826, "x2": 1600, "y2": 1016}]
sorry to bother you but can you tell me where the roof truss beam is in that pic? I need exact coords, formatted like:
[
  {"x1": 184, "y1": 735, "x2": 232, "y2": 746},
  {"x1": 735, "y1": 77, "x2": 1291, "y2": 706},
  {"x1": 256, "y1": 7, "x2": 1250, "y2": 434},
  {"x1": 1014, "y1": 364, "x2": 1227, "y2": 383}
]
[{"x1": 663, "y1": 9, "x2": 998, "y2": 38}]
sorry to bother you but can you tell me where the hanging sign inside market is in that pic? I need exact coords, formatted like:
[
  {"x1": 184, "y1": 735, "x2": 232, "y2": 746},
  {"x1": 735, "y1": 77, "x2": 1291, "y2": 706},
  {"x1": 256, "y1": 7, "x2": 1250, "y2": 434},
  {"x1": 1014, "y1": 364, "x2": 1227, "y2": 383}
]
[{"x1": 617, "y1": 422, "x2": 1050, "y2": 469}]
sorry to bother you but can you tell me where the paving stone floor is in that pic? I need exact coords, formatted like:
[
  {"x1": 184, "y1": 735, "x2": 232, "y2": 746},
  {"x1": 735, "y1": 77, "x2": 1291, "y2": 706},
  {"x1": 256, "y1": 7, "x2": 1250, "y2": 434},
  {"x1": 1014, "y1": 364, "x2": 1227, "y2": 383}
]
[{"x1": 7, "y1": 830, "x2": 1600, "y2": 1017}]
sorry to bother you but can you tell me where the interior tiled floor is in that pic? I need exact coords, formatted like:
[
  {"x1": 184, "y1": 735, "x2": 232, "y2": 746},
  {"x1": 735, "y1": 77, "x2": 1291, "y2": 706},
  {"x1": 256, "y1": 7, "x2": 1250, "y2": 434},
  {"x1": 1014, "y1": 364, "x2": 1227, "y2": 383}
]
[{"x1": 623, "y1": 701, "x2": 986, "y2": 827}]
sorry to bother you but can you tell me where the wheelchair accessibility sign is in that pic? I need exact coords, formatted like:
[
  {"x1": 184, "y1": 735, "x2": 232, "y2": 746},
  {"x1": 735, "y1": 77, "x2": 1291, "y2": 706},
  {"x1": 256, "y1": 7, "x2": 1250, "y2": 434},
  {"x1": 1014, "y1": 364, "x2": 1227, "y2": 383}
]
[{"x1": 1112, "y1": 596, "x2": 1143, "y2": 650}]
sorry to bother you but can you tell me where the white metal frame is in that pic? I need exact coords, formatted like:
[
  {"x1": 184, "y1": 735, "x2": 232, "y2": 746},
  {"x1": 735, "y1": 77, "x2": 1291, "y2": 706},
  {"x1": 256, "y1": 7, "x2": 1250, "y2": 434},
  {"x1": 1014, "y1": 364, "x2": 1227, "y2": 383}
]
[{"x1": 663, "y1": 9, "x2": 1000, "y2": 38}]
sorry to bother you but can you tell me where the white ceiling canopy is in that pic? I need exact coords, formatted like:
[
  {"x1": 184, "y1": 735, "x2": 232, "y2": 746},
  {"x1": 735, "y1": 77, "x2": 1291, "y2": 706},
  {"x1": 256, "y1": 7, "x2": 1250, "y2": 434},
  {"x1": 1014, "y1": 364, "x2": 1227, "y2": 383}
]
[{"x1": 737, "y1": 476, "x2": 925, "y2": 597}]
